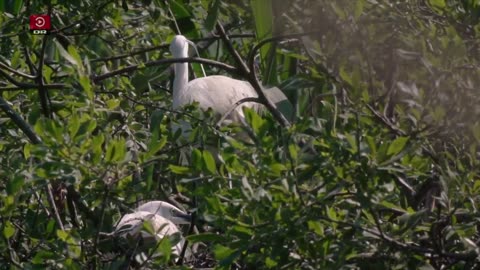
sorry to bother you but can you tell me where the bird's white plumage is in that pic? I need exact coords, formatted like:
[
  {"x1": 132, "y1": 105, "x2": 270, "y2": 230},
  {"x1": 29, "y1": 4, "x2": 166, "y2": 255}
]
[
  {"x1": 136, "y1": 201, "x2": 191, "y2": 225},
  {"x1": 116, "y1": 211, "x2": 185, "y2": 256},
  {"x1": 170, "y1": 35, "x2": 261, "y2": 124},
  {"x1": 115, "y1": 201, "x2": 191, "y2": 258}
]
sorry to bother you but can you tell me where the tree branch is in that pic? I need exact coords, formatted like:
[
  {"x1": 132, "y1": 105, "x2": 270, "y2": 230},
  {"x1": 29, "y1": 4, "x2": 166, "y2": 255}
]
[
  {"x1": 0, "y1": 97, "x2": 41, "y2": 144},
  {"x1": 37, "y1": 35, "x2": 52, "y2": 117},
  {"x1": 215, "y1": 23, "x2": 291, "y2": 128},
  {"x1": 91, "y1": 57, "x2": 238, "y2": 83},
  {"x1": 0, "y1": 62, "x2": 36, "y2": 79},
  {"x1": 216, "y1": 97, "x2": 261, "y2": 126}
]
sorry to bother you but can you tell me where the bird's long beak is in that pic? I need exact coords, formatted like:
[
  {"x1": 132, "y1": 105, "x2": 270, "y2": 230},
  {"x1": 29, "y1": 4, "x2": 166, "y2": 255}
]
[
  {"x1": 174, "y1": 211, "x2": 192, "y2": 224},
  {"x1": 185, "y1": 39, "x2": 206, "y2": 77}
]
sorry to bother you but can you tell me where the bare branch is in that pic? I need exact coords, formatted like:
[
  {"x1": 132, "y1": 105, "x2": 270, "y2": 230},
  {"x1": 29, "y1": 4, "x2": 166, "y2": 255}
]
[
  {"x1": 46, "y1": 183, "x2": 65, "y2": 231},
  {"x1": 37, "y1": 35, "x2": 52, "y2": 117},
  {"x1": 90, "y1": 33, "x2": 255, "y2": 63},
  {"x1": 0, "y1": 62, "x2": 36, "y2": 79},
  {"x1": 215, "y1": 23, "x2": 291, "y2": 128},
  {"x1": 246, "y1": 30, "x2": 324, "y2": 72},
  {"x1": 91, "y1": 57, "x2": 238, "y2": 83},
  {"x1": 0, "y1": 97, "x2": 41, "y2": 144}
]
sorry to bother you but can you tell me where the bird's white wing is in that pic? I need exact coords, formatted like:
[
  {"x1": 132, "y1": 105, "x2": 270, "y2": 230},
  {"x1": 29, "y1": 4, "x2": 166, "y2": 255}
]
[
  {"x1": 115, "y1": 211, "x2": 184, "y2": 256},
  {"x1": 136, "y1": 200, "x2": 191, "y2": 225},
  {"x1": 136, "y1": 201, "x2": 168, "y2": 215},
  {"x1": 179, "y1": 75, "x2": 260, "y2": 120}
]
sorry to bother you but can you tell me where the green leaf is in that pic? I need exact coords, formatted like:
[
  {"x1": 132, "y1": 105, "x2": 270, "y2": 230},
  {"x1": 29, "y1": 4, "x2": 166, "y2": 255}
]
[
  {"x1": 245, "y1": 108, "x2": 266, "y2": 136},
  {"x1": 429, "y1": 0, "x2": 445, "y2": 8},
  {"x1": 387, "y1": 137, "x2": 409, "y2": 156},
  {"x1": 1, "y1": 0, "x2": 23, "y2": 14},
  {"x1": 54, "y1": 41, "x2": 79, "y2": 70},
  {"x1": 205, "y1": 0, "x2": 221, "y2": 31},
  {"x1": 379, "y1": 201, "x2": 407, "y2": 214},
  {"x1": 269, "y1": 163, "x2": 286, "y2": 177},
  {"x1": 150, "y1": 110, "x2": 164, "y2": 134},
  {"x1": 169, "y1": 164, "x2": 190, "y2": 174},
  {"x1": 265, "y1": 257, "x2": 278, "y2": 268},
  {"x1": 57, "y1": 229, "x2": 69, "y2": 241},
  {"x1": 105, "y1": 99, "x2": 120, "y2": 109},
  {"x1": 77, "y1": 119, "x2": 97, "y2": 137},
  {"x1": 169, "y1": 0, "x2": 196, "y2": 36},
  {"x1": 68, "y1": 45, "x2": 84, "y2": 73},
  {"x1": 213, "y1": 244, "x2": 235, "y2": 261},
  {"x1": 288, "y1": 143, "x2": 298, "y2": 160},
  {"x1": 145, "y1": 164, "x2": 154, "y2": 191},
  {"x1": 264, "y1": 86, "x2": 294, "y2": 121},
  {"x1": 105, "y1": 138, "x2": 127, "y2": 163},
  {"x1": 231, "y1": 225, "x2": 253, "y2": 238},
  {"x1": 354, "y1": 0, "x2": 365, "y2": 19},
  {"x1": 308, "y1": 220, "x2": 324, "y2": 236},
  {"x1": 6, "y1": 175, "x2": 24, "y2": 195},
  {"x1": 32, "y1": 250, "x2": 56, "y2": 264},
  {"x1": 397, "y1": 209, "x2": 429, "y2": 233},
  {"x1": 91, "y1": 133, "x2": 104, "y2": 163},
  {"x1": 3, "y1": 221, "x2": 15, "y2": 239},
  {"x1": 146, "y1": 136, "x2": 167, "y2": 158},
  {"x1": 68, "y1": 112, "x2": 80, "y2": 139},
  {"x1": 169, "y1": 0, "x2": 191, "y2": 17},
  {"x1": 339, "y1": 66, "x2": 352, "y2": 85},
  {"x1": 79, "y1": 75, "x2": 93, "y2": 100},
  {"x1": 23, "y1": 143, "x2": 31, "y2": 159},
  {"x1": 250, "y1": 0, "x2": 277, "y2": 84},
  {"x1": 203, "y1": 150, "x2": 216, "y2": 174},
  {"x1": 191, "y1": 148, "x2": 202, "y2": 171},
  {"x1": 156, "y1": 235, "x2": 172, "y2": 261}
]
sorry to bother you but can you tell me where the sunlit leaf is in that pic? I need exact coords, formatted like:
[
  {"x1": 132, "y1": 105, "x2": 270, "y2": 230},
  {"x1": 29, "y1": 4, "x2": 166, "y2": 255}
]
[{"x1": 387, "y1": 137, "x2": 409, "y2": 156}]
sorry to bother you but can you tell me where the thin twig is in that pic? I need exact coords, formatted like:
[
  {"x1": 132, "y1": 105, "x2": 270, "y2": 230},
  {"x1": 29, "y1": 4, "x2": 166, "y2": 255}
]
[
  {"x1": 23, "y1": 47, "x2": 37, "y2": 74},
  {"x1": 46, "y1": 183, "x2": 65, "y2": 231},
  {"x1": 246, "y1": 30, "x2": 324, "y2": 71},
  {"x1": 216, "y1": 97, "x2": 261, "y2": 126},
  {"x1": 93, "y1": 184, "x2": 110, "y2": 264},
  {"x1": 176, "y1": 212, "x2": 196, "y2": 265}
]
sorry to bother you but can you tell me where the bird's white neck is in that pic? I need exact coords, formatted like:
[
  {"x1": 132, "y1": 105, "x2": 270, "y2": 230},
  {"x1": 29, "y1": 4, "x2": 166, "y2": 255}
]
[{"x1": 173, "y1": 61, "x2": 188, "y2": 107}]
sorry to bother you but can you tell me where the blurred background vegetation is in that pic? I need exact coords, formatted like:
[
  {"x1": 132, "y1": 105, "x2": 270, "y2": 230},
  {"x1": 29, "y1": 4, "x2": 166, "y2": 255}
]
[{"x1": 1, "y1": 0, "x2": 480, "y2": 269}]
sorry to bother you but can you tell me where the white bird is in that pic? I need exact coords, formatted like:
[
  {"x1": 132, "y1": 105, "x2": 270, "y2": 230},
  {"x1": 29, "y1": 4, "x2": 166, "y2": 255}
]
[
  {"x1": 136, "y1": 200, "x2": 191, "y2": 225},
  {"x1": 115, "y1": 201, "x2": 191, "y2": 258},
  {"x1": 169, "y1": 35, "x2": 294, "y2": 166},
  {"x1": 170, "y1": 35, "x2": 262, "y2": 125}
]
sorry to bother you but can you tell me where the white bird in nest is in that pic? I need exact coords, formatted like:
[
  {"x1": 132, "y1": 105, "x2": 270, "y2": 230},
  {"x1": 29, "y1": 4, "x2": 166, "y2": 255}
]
[{"x1": 115, "y1": 201, "x2": 191, "y2": 259}]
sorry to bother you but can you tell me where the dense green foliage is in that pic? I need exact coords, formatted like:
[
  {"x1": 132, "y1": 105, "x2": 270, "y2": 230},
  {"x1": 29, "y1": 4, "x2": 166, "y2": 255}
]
[{"x1": 1, "y1": 0, "x2": 480, "y2": 269}]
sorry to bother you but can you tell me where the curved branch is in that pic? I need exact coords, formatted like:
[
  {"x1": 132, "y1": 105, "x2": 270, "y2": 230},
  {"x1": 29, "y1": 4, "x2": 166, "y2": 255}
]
[
  {"x1": 246, "y1": 30, "x2": 324, "y2": 72},
  {"x1": 90, "y1": 34, "x2": 255, "y2": 63},
  {"x1": 216, "y1": 97, "x2": 261, "y2": 126},
  {"x1": 215, "y1": 23, "x2": 291, "y2": 128},
  {"x1": 91, "y1": 57, "x2": 238, "y2": 83},
  {"x1": 0, "y1": 62, "x2": 36, "y2": 80},
  {"x1": 0, "y1": 68, "x2": 67, "y2": 90}
]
